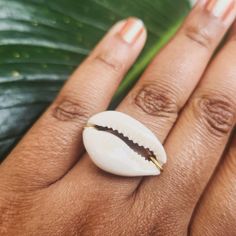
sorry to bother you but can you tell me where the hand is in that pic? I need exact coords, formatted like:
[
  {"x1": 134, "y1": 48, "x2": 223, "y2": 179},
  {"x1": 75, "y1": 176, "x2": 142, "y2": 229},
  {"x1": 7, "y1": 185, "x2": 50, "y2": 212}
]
[{"x1": 1, "y1": 1, "x2": 236, "y2": 235}]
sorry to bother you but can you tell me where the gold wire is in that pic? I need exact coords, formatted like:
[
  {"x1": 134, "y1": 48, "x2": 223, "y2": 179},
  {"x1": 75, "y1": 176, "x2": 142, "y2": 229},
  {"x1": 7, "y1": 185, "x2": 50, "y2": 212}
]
[
  {"x1": 149, "y1": 156, "x2": 163, "y2": 172},
  {"x1": 84, "y1": 123, "x2": 95, "y2": 129}
]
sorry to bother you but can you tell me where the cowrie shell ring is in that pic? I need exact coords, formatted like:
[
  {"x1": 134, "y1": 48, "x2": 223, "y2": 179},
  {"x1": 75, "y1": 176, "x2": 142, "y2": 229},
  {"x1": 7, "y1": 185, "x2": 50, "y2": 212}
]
[{"x1": 83, "y1": 111, "x2": 167, "y2": 177}]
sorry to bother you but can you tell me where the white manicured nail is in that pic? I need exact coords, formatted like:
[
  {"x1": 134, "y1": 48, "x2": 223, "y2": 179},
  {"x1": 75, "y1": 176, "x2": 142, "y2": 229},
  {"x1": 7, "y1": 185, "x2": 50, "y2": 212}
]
[
  {"x1": 119, "y1": 18, "x2": 144, "y2": 44},
  {"x1": 207, "y1": 0, "x2": 235, "y2": 18}
]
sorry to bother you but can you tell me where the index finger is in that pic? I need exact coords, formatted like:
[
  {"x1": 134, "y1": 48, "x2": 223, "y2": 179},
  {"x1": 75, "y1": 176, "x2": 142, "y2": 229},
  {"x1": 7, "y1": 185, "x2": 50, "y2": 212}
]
[{"x1": 1, "y1": 18, "x2": 146, "y2": 189}]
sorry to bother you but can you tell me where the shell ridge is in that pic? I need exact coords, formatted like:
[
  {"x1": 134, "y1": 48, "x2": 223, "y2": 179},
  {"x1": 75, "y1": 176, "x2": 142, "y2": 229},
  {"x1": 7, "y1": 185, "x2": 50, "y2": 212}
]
[{"x1": 96, "y1": 125, "x2": 158, "y2": 161}]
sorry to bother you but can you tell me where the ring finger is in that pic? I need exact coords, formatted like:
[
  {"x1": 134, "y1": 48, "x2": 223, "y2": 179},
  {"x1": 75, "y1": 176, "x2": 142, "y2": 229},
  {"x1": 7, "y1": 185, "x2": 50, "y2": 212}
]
[{"x1": 119, "y1": 0, "x2": 235, "y2": 142}]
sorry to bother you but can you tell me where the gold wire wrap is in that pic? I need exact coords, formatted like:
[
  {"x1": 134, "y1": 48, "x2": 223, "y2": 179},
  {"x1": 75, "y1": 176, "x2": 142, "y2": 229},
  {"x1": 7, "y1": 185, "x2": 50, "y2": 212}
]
[
  {"x1": 149, "y1": 156, "x2": 163, "y2": 172},
  {"x1": 84, "y1": 123, "x2": 95, "y2": 129}
]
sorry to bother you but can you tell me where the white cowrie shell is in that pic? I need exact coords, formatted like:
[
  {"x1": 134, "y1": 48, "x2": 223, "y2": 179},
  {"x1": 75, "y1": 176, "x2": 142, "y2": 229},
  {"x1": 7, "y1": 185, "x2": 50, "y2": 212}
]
[{"x1": 83, "y1": 111, "x2": 167, "y2": 177}]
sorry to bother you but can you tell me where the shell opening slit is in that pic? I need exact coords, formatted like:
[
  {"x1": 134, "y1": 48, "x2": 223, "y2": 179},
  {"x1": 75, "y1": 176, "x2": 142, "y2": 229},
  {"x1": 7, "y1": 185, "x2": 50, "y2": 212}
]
[{"x1": 86, "y1": 124, "x2": 163, "y2": 171}]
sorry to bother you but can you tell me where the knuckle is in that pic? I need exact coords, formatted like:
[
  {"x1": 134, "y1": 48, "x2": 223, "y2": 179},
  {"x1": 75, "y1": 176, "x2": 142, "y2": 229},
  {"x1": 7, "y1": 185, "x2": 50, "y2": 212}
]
[
  {"x1": 52, "y1": 98, "x2": 90, "y2": 122},
  {"x1": 134, "y1": 83, "x2": 179, "y2": 119},
  {"x1": 94, "y1": 51, "x2": 125, "y2": 72},
  {"x1": 193, "y1": 93, "x2": 236, "y2": 136},
  {"x1": 184, "y1": 23, "x2": 213, "y2": 49}
]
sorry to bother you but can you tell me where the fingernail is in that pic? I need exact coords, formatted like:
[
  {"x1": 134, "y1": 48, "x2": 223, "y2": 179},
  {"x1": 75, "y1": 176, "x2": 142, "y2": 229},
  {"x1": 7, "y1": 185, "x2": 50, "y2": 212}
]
[
  {"x1": 207, "y1": 0, "x2": 235, "y2": 19},
  {"x1": 196, "y1": 0, "x2": 207, "y2": 6},
  {"x1": 119, "y1": 18, "x2": 144, "y2": 44}
]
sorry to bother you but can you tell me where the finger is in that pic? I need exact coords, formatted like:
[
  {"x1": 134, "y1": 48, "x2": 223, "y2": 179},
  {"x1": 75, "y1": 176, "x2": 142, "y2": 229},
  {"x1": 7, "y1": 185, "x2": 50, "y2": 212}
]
[
  {"x1": 118, "y1": 0, "x2": 236, "y2": 142},
  {"x1": 1, "y1": 18, "x2": 146, "y2": 188},
  {"x1": 61, "y1": 0, "x2": 236, "y2": 203},
  {"x1": 139, "y1": 12, "x2": 236, "y2": 232},
  {"x1": 190, "y1": 131, "x2": 236, "y2": 235}
]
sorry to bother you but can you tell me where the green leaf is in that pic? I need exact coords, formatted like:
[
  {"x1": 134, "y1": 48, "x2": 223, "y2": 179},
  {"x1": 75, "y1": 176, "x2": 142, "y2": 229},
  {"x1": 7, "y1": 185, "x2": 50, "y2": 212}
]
[{"x1": 0, "y1": 0, "x2": 190, "y2": 160}]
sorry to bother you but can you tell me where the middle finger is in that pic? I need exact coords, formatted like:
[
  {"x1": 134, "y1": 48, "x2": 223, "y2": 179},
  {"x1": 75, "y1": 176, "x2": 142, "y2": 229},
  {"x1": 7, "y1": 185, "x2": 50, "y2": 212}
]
[{"x1": 119, "y1": 0, "x2": 236, "y2": 142}]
